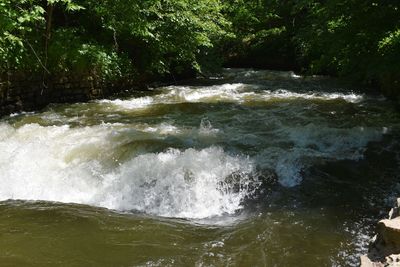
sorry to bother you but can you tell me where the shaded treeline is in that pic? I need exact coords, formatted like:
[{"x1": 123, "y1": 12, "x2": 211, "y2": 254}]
[{"x1": 0, "y1": 0, "x2": 399, "y2": 94}]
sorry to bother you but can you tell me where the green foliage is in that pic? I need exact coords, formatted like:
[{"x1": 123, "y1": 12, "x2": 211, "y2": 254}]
[
  {"x1": 1, "y1": 0, "x2": 228, "y2": 77},
  {"x1": 221, "y1": 0, "x2": 299, "y2": 69},
  {"x1": 47, "y1": 0, "x2": 83, "y2": 11},
  {"x1": 82, "y1": 0, "x2": 228, "y2": 75},
  {"x1": 0, "y1": 0, "x2": 45, "y2": 70},
  {"x1": 223, "y1": 0, "x2": 399, "y2": 92},
  {"x1": 379, "y1": 29, "x2": 400, "y2": 52},
  {"x1": 378, "y1": 28, "x2": 400, "y2": 72},
  {"x1": 294, "y1": 0, "x2": 400, "y2": 80},
  {"x1": 1, "y1": 0, "x2": 399, "y2": 92},
  {"x1": 48, "y1": 29, "x2": 133, "y2": 80},
  {"x1": 0, "y1": 0, "x2": 84, "y2": 71}
]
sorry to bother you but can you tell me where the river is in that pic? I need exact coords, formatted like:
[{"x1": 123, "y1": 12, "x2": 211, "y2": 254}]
[{"x1": 0, "y1": 69, "x2": 400, "y2": 266}]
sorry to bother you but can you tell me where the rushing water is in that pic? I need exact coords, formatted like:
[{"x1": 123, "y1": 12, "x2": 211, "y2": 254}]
[{"x1": 1, "y1": 69, "x2": 400, "y2": 266}]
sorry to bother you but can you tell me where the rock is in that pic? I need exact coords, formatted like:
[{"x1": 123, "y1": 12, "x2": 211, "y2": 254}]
[
  {"x1": 385, "y1": 254, "x2": 400, "y2": 266},
  {"x1": 378, "y1": 218, "x2": 400, "y2": 245},
  {"x1": 389, "y1": 199, "x2": 400, "y2": 219},
  {"x1": 360, "y1": 255, "x2": 383, "y2": 267},
  {"x1": 362, "y1": 199, "x2": 400, "y2": 266}
]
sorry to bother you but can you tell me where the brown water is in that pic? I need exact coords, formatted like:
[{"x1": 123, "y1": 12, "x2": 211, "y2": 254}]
[{"x1": 0, "y1": 69, "x2": 400, "y2": 266}]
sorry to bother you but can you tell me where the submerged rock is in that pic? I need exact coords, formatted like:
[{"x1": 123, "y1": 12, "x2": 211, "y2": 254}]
[{"x1": 361, "y1": 198, "x2": 400, "y2": 266}]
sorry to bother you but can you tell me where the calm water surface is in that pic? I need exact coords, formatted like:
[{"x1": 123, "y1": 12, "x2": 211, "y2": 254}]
[{"x1": 1, "y1": 69, "x2": 400, "y2": 266}]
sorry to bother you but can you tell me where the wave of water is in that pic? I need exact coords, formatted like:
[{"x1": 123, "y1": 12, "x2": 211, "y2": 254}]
[
  {"x1": 254, "y1": 124, "x2": 383, "y2": 187},
  {"x1": 1, "y1": 69, "x2": 399, "y2": 267},
  {"x1": 95, "y1": 83, "x2": 366, "y2": 112},
  {"x1": 0, "y1": 118, "x2": 383, "y2": 217},
  {"x1": 0, "y1": 123, "x2": 257, "y2": 219},
  {"x1": 0, "y1": 73, "x2": 389, "y2": 218}
]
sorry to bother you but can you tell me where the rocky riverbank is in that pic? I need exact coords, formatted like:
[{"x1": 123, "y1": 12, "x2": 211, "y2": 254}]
[{"x1": 361, "y1": 198, "x2": 400, "y2": 266}]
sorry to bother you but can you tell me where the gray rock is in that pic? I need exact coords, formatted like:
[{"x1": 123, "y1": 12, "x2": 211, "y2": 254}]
[{"x1": 361, "y1": 199, "x2": 400, "y2": 266}]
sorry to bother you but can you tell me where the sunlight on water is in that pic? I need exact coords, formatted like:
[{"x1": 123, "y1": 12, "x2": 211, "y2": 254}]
[
  {"x1": 97, "y1": 83, "x2": 366, "y2": 112},
  {"x1": 1, "y1": 69, "x2": 400, "y2": 266}
]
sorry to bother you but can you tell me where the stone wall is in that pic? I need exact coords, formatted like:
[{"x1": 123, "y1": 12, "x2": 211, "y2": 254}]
[{"x1": 0, "y1": 72, "x2": 129, "y2": 117}]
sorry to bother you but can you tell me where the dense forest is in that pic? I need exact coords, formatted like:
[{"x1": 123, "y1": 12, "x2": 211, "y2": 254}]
[{"x1": 1, "y1": 0, "x2": 399, "y2": 95}]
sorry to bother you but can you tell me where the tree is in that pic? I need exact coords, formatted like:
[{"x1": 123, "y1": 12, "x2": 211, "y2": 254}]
[
  {"x1": 221, "y1": 0, "x2": 300, "y2": 69},
  {"x1": 82, "y1": 0, "x2": 228, "y2": 75},
  {"x1": 0, "y1": 0, "x2": 44, "y2": 71}
]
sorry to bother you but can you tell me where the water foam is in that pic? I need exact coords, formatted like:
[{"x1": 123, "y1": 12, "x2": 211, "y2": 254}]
[
  {"x1": 97, "y1": 147, "x2": 256, "y2": 218},
  {"x1": 0, "y1": 123, "x2": 256, "y2": 219},
  {"x1": 255, "y1": 124, "x2": 383, "y2": 187},
  {"x1": 260, "y1": 89, "x2": 364, "y2": 103},
  {"x1": 0, "y1": 70, "x2": 385, "y2": 214},
  {"x1": 98, "y1": 96, "x2": 154, "y2": 110},
  {"x1": 97, "y1": 83, "x2": 364, "y2": 112},
  {"x1": 160, "y1": 84, "x2": 364, "y2": 104}
]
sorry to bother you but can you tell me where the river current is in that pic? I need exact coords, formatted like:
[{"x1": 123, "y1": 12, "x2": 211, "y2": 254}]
[{"x1": 1, "y1": 69, "x2": 400, "y2": 266}]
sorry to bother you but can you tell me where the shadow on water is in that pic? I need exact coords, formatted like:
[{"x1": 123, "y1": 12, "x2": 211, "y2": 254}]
[{"x1": 1, "y1": 69, "x2": 400, "y2": 266}]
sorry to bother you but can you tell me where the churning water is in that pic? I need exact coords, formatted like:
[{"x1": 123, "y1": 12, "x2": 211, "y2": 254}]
[{"x1": 1, "y1": 69, "x2": 399, "y2": 266}]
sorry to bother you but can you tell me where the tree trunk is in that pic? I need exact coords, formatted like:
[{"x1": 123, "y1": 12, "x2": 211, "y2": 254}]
[{"x1": 42, "y1": 3, "x2": 54, "y2": 94}]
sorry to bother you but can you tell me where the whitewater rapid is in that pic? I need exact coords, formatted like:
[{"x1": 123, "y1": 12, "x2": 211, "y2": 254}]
[
  {"x1": 0, "y1": 69, "x2": 390, "y2": 219},
  {"x1": 0, "y1": 122, "x2": 259, "y2": 219}
]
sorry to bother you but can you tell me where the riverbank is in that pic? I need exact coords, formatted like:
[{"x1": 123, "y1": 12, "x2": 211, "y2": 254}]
[
  {"x1": 361, "y1": 198, "x2": 400, "y2": 266},
  {"x1": 0, "y1": 73, "x2": 184, "y2": 118},
  {"x1": 0, "y1": 72, "x2": 135, "y2": 117}
]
